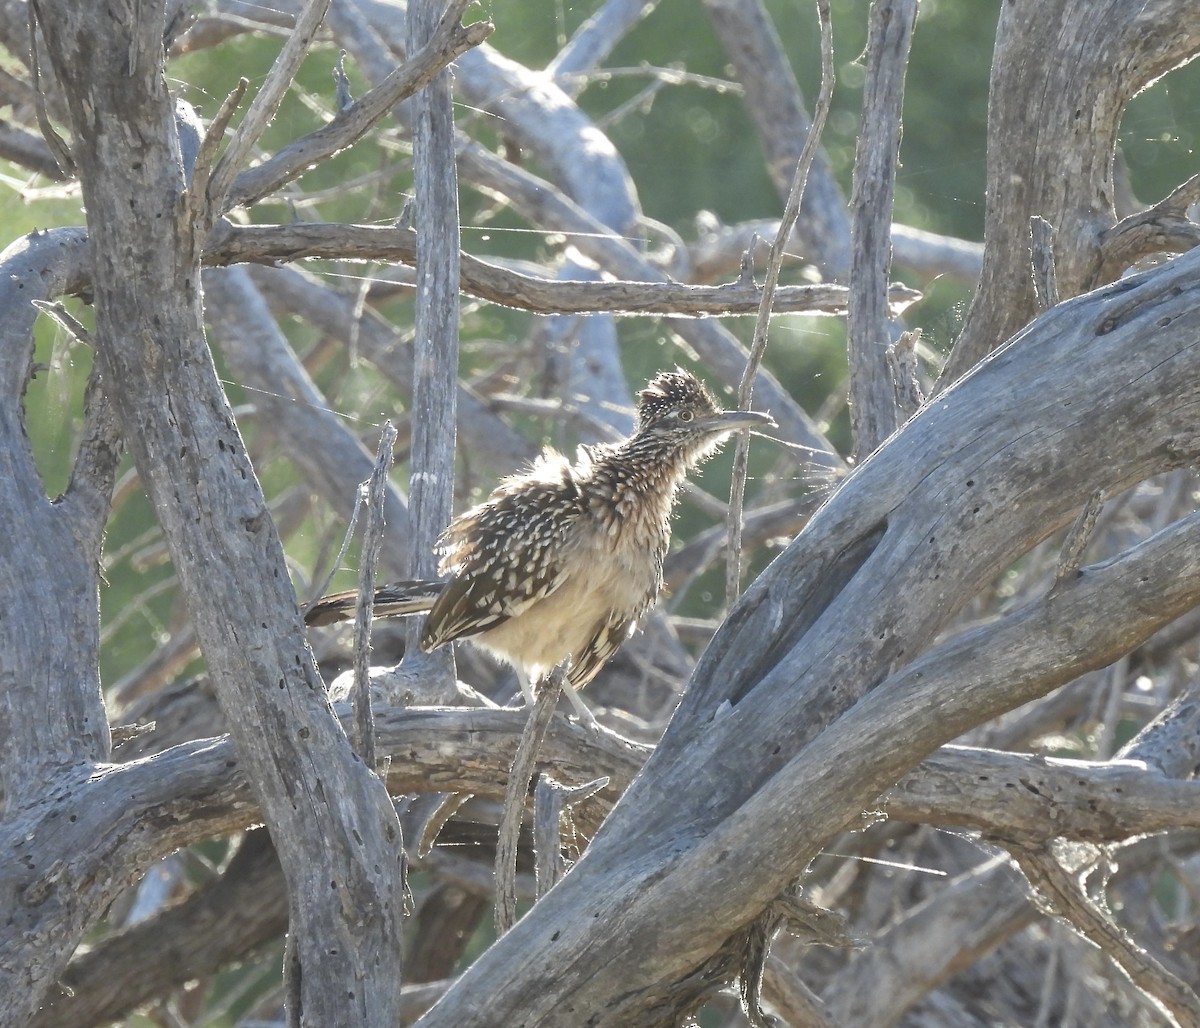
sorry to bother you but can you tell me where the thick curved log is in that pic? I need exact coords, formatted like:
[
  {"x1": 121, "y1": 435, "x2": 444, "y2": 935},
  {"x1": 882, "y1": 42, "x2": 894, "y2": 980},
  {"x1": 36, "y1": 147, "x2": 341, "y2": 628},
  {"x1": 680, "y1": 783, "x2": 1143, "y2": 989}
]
[{"x1": 419, "y1": 246, "x2": 1200, "y2": 1026}]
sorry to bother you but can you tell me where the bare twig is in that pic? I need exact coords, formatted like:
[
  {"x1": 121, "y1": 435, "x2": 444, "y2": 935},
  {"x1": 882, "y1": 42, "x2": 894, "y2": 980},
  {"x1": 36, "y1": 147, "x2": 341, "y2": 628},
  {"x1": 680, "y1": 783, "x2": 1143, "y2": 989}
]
[
  {"x1": 351, "y1": 422, "x2": 397, "y2": 769},
  {"x1": 762, "y1": 956, "x2": 836, "y2": 1028},
  {"x1": 417, "y1": 793, "x2": 473, "y2": 858},
  {"x1": 206, "y1": 220, "x2": 920, "y2": 316},
  {"x1": 1096, "y1": 172, "x2": 1200, "y2": 285},
  {"x1": 59, "y1": 362, "x2": 124, "y2": 556},
  {"x1": 31, "y1": 298, "x2": 92, "y2": 344},
  {"x1": 546, "y1": 0, "x2": 661, "y2": 90},
  {"x1": 309, "y1": 487, "x2": 365, "y2": 606},
  {"x1": 225, "y1": 0, "x2": 492, "y2": 210},
  {"x1": 207, "y1": 0, "x2": 333, "y2": 211},
  {"x1": 495, "y1": 667, "x2": 567, "y2": 935},
  {"x1": 1053, "y1": 489, "x2": 1104, "y2": 588},
  {"x1": 739, "y1": 888, "x2": 854, "y2": 1025},
  {"x1": 725, "y1": 0, "x2": 834, "y2": 605},
  {"x1": 403, "y1": 0, "x2": 459, "y2": 688},
  {"x1": 666, "y1": 496, "x2": 826, "y2": 591},
  {"x1": 187, "y1": 78, "x2": 247, "y2": 230},
  {"x1": 0, "y1": 119, "x2": 68, "y2": 179},
  {"x1": 333, "y1": 49, "x2": 353, "y2": 110},
  {"x1": 244, "y1": 263, "x2": 532, "y2": 475},
  {"x1": 689, "y1": 217, "x2": 982, "y2": 285},
  {"x1": 202, "y1": 267, "x2": 413, "y2": 578},
  {"x1": 702, "y1": 0, "x2": 851, "y2": 279},
  {"x1": 26, "y1": 0, "x2": 74, "y2": 176},
  {"x1": 738, "y1": 911, "x2": 778, "y2": 1027},
  {"x1": 886, "y1": 328, "x2": 924, "y2": 422},
  {"x1": 1012, "y1": 842, "x2": 1200, "y2": 1028}
]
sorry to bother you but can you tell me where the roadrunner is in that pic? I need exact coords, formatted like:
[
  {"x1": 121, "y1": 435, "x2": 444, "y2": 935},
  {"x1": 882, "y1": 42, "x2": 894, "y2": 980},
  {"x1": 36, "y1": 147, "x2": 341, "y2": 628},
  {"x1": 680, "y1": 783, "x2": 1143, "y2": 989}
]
[{"x1": 305, "y1": 369, "x2": 775, "y2": 712}]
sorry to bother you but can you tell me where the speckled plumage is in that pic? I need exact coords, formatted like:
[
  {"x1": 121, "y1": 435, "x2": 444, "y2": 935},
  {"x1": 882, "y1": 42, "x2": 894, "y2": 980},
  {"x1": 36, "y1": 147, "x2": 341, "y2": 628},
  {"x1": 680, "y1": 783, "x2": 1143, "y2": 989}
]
[{"x1": 305, "y1": 370, "x2": 774, "y2": 696}]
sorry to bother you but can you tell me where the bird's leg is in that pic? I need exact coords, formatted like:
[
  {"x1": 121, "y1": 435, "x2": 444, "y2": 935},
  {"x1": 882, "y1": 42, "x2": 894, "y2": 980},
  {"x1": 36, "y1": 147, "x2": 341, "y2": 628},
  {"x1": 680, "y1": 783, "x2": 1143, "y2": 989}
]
[
  {"x1": 524, "y1": 666, "x2": 598, "y2": 728},
  {"x1": 560, "y1": 681, "x2": 598, "y2": 729},
  {"x1": 514, "y1": 671, "x2": 537, "y2": 708}
]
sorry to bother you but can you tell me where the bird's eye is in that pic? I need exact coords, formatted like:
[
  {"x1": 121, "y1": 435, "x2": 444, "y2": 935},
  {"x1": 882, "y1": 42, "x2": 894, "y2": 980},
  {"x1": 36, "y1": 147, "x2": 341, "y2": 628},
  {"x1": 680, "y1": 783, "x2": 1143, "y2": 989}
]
[{"x1": 678, "y1": 409, "x2": 694, "y2": 422}]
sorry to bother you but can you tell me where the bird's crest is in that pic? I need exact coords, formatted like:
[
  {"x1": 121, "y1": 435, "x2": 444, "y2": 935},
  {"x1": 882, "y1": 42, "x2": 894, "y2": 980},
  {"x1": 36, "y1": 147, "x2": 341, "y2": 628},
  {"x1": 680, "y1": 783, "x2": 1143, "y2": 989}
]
[{"x1": 636, "y1": 368, "x2": 719, "y2": 428}]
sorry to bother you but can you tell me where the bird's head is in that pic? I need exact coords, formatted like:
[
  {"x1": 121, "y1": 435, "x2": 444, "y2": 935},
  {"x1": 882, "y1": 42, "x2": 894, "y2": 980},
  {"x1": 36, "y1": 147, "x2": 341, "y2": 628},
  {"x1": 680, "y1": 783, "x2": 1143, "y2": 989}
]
[{"x1": 634, "y1": 369, "x2": 776, "y2": 465}]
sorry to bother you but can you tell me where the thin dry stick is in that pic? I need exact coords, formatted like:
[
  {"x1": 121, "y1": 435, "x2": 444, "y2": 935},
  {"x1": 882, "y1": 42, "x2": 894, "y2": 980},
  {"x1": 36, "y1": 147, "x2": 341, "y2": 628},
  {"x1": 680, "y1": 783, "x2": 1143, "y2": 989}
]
[
  {"x1": 495, "y1": 667, "x2": 566, "y2": 935},
  {"x1": 762, "y1": 955, "x2": 837, "y2": 1028},
  {"x1": 206, "y1": 0, "x2": 333, "y2": 211},
  {"x1": 26, "y1": 0, "x2": 74, "y2": 176},
  {"x1": 306, "y1": 486, "x2": 366, "y2": 606},
  {"x1": 30, "y1": 299, "x2": 92, "y2": 346},
  {"x1": 886, "y1": 327, "x2": 924, "y2": 421},
  {"x1": 223, "y1": 0, "x2": 491, "y2": 211},
  {"x1": 351, "y1": 421, "x2": 397, "y2": 769},
  {"x1": 207, "y1": 221, "x2": 919, "y2": 316},
  {"x1": 1054, "y1": 488, "x2": 1104, "y2": 588},
  {"x1": 187, "y1": 78, "x2": 247, "y2": 231},
  {"x1": 404, "y1": 0, "x2": 459, "y2": 690},
  {"x1": 725, "y1": 0, "x2": 834, "y2": 605},
  {"x1": 417, "y1": 792, "x2": 473, "y2": 858},
  {"x1": 1012, "y1": 843, "x2": 1200, "y2": 1028}
]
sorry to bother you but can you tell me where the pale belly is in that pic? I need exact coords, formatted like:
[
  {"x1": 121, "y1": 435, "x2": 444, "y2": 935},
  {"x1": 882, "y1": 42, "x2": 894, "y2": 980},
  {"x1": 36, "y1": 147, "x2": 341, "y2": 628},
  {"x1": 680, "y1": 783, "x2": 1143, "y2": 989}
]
[{"x1": 472, "y1": 534, "x2": 659, "y2": 680}]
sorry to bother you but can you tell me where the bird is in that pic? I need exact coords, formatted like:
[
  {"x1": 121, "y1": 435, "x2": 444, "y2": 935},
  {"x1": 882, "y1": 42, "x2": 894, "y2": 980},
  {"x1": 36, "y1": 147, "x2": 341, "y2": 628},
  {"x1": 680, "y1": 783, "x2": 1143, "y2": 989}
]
[{"x1": 304, "y1": 369, "x2": 775, "y2": 715}]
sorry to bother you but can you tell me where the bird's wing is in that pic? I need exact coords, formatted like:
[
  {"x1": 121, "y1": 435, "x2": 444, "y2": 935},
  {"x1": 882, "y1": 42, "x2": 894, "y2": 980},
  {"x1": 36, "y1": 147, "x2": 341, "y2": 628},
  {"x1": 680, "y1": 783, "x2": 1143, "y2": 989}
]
[
  {"x1": 565, "y1": 613, "x2": 636, "y2": 690},
  {"x1": 421, "y1": 453, "x2": 582, "y2": 650}
]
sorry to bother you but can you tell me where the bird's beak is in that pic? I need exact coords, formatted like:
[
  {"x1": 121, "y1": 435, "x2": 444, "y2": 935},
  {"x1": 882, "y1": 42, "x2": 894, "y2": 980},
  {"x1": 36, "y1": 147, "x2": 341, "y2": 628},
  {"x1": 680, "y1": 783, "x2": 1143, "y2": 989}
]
[{"x1": 702, "y1": 409, "x2": 777, "y2": 434}]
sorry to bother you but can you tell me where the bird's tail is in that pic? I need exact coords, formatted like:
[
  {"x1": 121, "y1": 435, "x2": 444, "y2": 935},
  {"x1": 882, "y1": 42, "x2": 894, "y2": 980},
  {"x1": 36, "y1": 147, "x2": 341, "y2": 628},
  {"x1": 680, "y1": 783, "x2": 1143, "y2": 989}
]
[{"x1": 303, "y1": 580, "x2": 444, "y2": 627}]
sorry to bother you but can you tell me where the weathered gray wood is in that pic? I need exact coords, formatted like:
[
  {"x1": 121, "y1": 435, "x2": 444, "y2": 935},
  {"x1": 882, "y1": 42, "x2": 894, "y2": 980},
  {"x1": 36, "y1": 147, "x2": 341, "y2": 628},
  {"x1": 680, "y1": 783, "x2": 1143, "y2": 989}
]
[
  {"x1": 17, "y1": 702, "x2": 1200, "y2": 880},
  {"x1": 1119, "y1": 675, "x2": 1200, "y2": 778},
  {"x1": 0, "y1": 228, "x2": 121, "y2": 1025},
  {"x1": 821, "y1": 857, "x2": 1035, "y2": 1027},
  {"x1": 3, "y1": 0, "x2": 1200, "y2": 1019},
  {"x1": 846, "y1": 0, "x2": 916, "y2": 458},
  {"x1": 25, "y1": 4, "x2": 406, "y2": 1024},
  {"x1": 244, "y1": 263, "x2": 534, "y2": 474},
  {"x1": 0, "y1": 229, "x2": 109, "y2": 799},
  {"x1": 224, "y1": 0, "x2": 490, "y2": 210},
  {"x1": 944, "y1": 0, "x2": 1200, "y2": 385},
  {"x1": 302, "y1": 0, "x2": 836, "y2": 466},
  {"x1": 10, "y1": 683, "x2": 1200, "y2": 1022},
  {"x1": 206, "y1": 220, "x2": 918, "y2": 316},
  {"x1": 206, "y1": 0, "x2": 334, "y2": 214},
  {"x1": 688, "y1": 218, "x2": 982, "y2": 286},
  {"x1": 405, "y1": 0, "x2": 459, "y2": 688},
  {"x1": 417, "y1": 246, "x2": 1200, "y2": 1025},
  {"x1": 547, "y1": 0, "x2": 661, "y2": 90},
  {"x1": 29, "y1": 830, "x2": 287, "y2": 1028}
]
